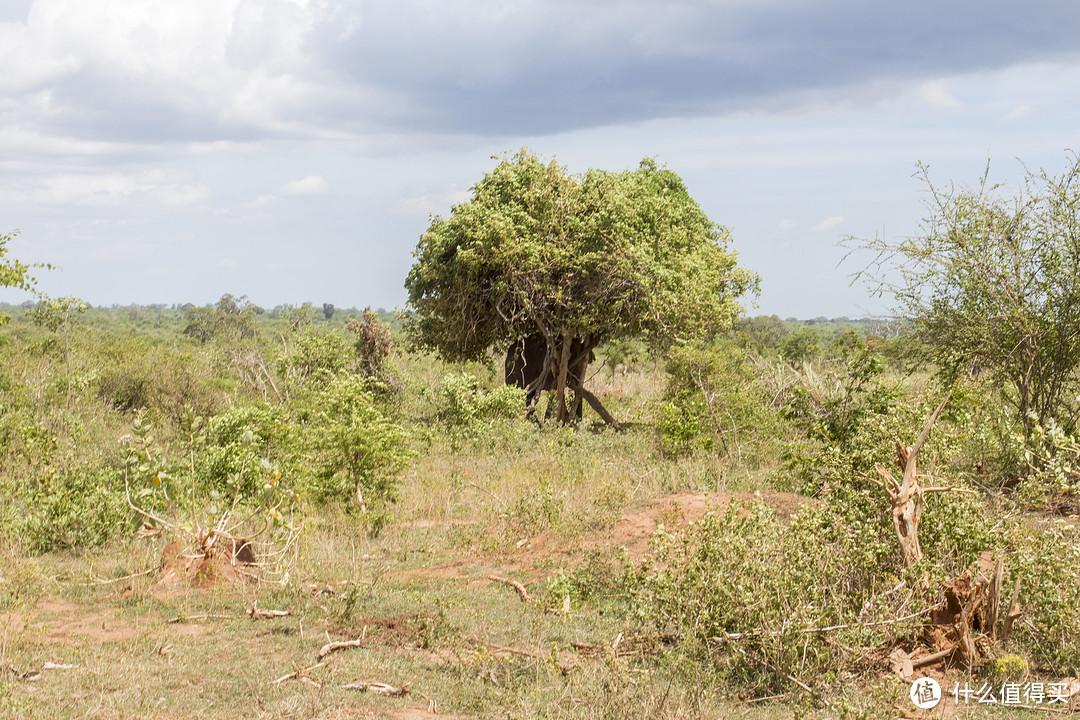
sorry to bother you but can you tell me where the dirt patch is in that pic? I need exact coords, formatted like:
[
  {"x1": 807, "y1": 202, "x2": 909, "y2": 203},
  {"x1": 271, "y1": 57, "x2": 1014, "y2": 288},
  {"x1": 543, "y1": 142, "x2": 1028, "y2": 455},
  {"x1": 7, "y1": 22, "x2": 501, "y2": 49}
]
[
  {"x1": 6, "y1": 600, "x2": 139, "y2": 646},
  {"x1": 396, "y1": 490, "x2": 814, "y2": 583},
  {"x1": 522, "y1": 490, "x2": 814, "y2": 562},
  {"x1": 331, "y1": 613, "x2": 437, "y2": 648}
]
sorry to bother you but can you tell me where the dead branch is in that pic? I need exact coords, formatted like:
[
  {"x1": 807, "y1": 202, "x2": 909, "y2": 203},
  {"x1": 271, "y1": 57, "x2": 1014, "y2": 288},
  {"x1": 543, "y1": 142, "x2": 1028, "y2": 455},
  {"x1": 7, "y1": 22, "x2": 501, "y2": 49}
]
[
  {"x1": 910, "y1": 647, "x2": 956, "y2": 669},
  {"x1": 248, "y1": 602, "x2": 290, "y2": 620},
  {"x1": 318, "y1": 628, "x2": 367, "y2": 658},
  {"x1": 1000, "y1": 576, "x2": 1023, "y2": 643},
  {"x1": 710, "y1": 606, "x2": 933, "y2": 643},
  {"x1": 167, "y1": 613, "x2": 230, "y2": 623},
  {"x1": 272, "y1": 662, "x2": 325, "y2": 685},
  {"x1": 488, "y1": 575, "x2": 531, "y2": 602},
  {"x1": 1, "y1": 663, "x2": 41, "y2": 682},
  {"x1": 89, "y1": 568, "x2": 155, "y2": 586},
  {"x1": 343, "y1": 681, "x2": 409, "y2": 696}
]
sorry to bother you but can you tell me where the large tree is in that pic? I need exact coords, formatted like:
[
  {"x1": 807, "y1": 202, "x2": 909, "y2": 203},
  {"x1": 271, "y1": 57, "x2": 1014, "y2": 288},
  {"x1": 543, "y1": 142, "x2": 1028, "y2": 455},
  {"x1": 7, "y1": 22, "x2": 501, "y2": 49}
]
[{"x1": 404, "y1": 150, "x2": 759, "y2": 426}]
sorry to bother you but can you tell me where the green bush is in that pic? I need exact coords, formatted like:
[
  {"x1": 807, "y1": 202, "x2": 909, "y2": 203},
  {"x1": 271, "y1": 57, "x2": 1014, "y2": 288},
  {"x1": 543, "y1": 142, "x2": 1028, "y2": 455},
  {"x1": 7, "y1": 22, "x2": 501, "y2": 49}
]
[
  {"x1": 305, "y1": 373, "x2": 410, "y2": 533},
  {"x1": 439, "y1": 372, "x2": 525, "y2": 429},
  {"x1": 659, "y1": 342, "x2": 779, "y2": 464},
  {"x1": 624, "y1": 499, "x2": 926, "y2": 696},
  {"x1": 17, "y1": 466, "x2": 131, "y2": 553},
  {"x1": 279, "y1": 327, "x2": 348, "y2": 383}
]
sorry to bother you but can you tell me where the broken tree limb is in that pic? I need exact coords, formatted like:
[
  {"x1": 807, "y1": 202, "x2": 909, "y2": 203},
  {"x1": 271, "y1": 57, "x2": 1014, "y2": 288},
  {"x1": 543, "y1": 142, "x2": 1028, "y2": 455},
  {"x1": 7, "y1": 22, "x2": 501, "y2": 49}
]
[
  {"x1": 710, "y1": 606, "x2": 933, "y2": 643},
  {"x1": 1000, "y1": 576, "x2": 1023, "y2": 643},
  {"x1": 318, "y1": 629, "x2": 367, "y2": 658},
  {"x1": 343, "y1": 681, "x2": 409, "y2": 696},
  {"x1": 248, "y1": 602, "x2": 290, "y2": 620},
  {"x1": 488, "y1": 575, "x2": 530, "y2": 602},
  {"x1": 568, "y1": 383, "x2": 623, "y2": 431},
  {"x1": 272, "y1": 662, "x2": 326, "y2": 685},
  {"x1": 873, "y1": 393, "x2": 956, "y2": 567}
]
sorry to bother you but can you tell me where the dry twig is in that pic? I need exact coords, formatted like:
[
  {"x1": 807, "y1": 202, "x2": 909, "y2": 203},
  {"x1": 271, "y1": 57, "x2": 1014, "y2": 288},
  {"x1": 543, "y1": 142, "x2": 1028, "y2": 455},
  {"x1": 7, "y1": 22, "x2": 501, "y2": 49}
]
[
  {"x1": 488, "y1": 575, "x2": 530, "y2": 602},
  {"x1": 318, "y1": 628, "x2": 367, "y2": 658},
  {"x1": 272, "y1": 662, "x2": 325, "y2": 686},
  {"x1": 343, "y1": 681, "x2": 409, "y2": 696}
]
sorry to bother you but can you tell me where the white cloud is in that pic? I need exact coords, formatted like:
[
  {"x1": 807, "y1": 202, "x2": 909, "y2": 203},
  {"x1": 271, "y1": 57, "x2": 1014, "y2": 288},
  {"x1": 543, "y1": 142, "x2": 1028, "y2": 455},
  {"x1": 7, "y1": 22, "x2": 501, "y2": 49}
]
[
  {"x1": 0, "y1": 170, "x2": 208, "y2": 207},
  {"x1": 1002, "y1": 104, "x2": 1032, "y2": 122},
  {"x1": 811, "y1": 216, "x2": 844, "y2": 232},
  {"x1": 280, "y1": 175, "x2": 328, "y2": 195},
  {"x1": 918, "y1": 80, "x2": 962, "y2": 110},
  {"x1": 394, "y1": 186, "x2": 472, "y2": 216},
  {"x1": 777, "y1": 219, "x2": 796, "y2": 230},
  {"x1": 215, "y1": 257, "x2": 237, "y2": 269}
]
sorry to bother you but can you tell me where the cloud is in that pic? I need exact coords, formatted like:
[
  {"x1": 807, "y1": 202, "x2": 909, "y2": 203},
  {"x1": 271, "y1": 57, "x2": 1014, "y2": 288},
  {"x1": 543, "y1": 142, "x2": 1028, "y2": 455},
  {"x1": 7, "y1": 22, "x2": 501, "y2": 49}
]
[
  {"x1": 0, "y1": 170, "x2": 208, "y2": 207},
  {"x1": 394, "y1": 186, "x2": 472, "y2": 216},
  {"x1": 215, "y1": 257, "x2": 237, "y2": 269},
  {"x1": 280, "y1": 175, "x2": 328, "y2": 195},
  {"x1": 811, "y1": 216, "x2": 844, "y2": 232},
  {"x1": 777, "y1": 219, "x2": 796, "y2": 230},
  {"x1": 1002, "y1": 104, "x2": 1032, "y2": 122},
  {"x1": 0, "y1": 0, "x2": 1076, "y2": 147},
  {"x1": 918, "y1": 80, "x2": 962, "y2": 110}
]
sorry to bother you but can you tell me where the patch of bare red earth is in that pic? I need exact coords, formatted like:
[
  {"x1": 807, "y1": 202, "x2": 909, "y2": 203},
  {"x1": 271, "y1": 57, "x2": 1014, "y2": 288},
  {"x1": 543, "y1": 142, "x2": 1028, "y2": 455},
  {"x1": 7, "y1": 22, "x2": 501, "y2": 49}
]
[{"x1": 395, "y1": 490, "x2": 812, "y2": 584}]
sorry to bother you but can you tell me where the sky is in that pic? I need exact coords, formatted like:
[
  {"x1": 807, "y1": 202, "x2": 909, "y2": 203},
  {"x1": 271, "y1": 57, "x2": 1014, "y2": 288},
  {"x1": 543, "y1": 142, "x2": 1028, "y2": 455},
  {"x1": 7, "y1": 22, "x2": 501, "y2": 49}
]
[{"x1": 1, "y1": 0, "x2": 1078, "y2": 319}]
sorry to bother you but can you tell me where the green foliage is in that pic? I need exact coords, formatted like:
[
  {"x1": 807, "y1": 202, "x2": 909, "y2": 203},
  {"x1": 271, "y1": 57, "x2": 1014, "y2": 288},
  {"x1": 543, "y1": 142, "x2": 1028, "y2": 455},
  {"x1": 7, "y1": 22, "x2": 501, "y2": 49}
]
[
  {"x1": 16, "y1": 466, "x2": 131, "y2": 553},
  {"x1": 0, "y1": 230, "x2": 43, "y2": 326},
  {"x1": 659, "y1": 342, "x2": 778, "y2": 463},
  {"x1": 306, "y1": 374, "x2": 410, "y2": 533},
  {"x1": 623, "y1": 499, "x2": 924, "y2": 696},
  {"x1": 1003, "y1": 522, "x2": 1080, "y2": 671},
  {"x1": 183, "y1": 293, "x2": 258, "y2": 344},
  {"x1": 1017, "y1": 416, "x2": 1080, "y2": 510},
  {"x1": 200, "y1": 404, "x2": 292, "y2": 498},
  {"x1": 280, "y1": 327, "x2": 348, "y2": 383},
  {"x1": 439, "y1": 372, "x2": 526, "y2": 429},
  {"x1": 851, "y1": 155, "x2": 1080, "y2": 430},
  {"x1": 121, "y1": 411, "x2": 298, "y2": 544},
  {"x1": 779, "y1": 327, "x2": 820, "y2": 365},
  {"x1": 405, "y1": 149, "x2": 758, "y2": 360}
]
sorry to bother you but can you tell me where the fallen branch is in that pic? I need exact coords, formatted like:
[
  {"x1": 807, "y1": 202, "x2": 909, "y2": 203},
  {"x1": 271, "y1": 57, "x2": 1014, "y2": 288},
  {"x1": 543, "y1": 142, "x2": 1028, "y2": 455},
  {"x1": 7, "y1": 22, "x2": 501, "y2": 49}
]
[
  {"x1": 318, "y1": 628, "x2": 367, "y2": 658},
  {"x1": 167, "y1": 613, "x2": 230, "y2": 623},
  {"x1": 248, "y1": 602, "x2": 290, "y2": 620},
  {"x1": 488, "y1": 575, "x2": 531, "y2": 603},
  {"x1": 710, "y1": 606, "x2": 933, "y2": 643},
  {"x1": 910, "y1": 647, "x2": 955, "y2": 669},
  {"x1": 272, "y1": 662, "x2": 325, "y2": 686},
  {"x1": 1, "y1": 663, "x2": 41, "y2": 682},
  {"x1": 343, "y1": 681, "x2": 409, "y2": 696},
  {"x1": 89, "y1": 568, "x2": 155, "y2": 586}
]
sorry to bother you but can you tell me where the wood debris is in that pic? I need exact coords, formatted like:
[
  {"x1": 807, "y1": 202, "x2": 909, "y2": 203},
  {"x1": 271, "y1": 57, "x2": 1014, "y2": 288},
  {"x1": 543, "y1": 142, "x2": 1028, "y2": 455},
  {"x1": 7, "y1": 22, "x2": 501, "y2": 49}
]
[
  {"x1": 318, "y1": 628, "x2": 367, "y2": 658},
  {"x1": 488, "y1": 575, "x2": 530, "y2": 602},
  {"x1": 2, "y1": 663, "x2": 41, "y2": 682},
  {"x1": 248, "y1": 601, "x2": 290, "y2": 620},
  {"x1": 272, "y1": 662, "x2": 325, "y2": 686},
  {"x1": 343, "y1": 680, "x2": 409, "y2": 696}
]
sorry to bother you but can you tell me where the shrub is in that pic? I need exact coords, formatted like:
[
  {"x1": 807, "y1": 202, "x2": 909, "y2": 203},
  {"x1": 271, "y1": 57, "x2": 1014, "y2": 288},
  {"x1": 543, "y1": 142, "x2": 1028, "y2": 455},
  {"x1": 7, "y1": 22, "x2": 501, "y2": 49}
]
[
  {"x1": 305, "y1": 373, "x2": 410, "y2": 533},
  {"x1": 17, "y1": 466, "x2": 131, "y2": 553},
  {"x1": 279, "y1": 328, "x2": 348, "y2": 383},
  {"x1": 659, "y1": 342, "x2": 778, "y2": 464},
  {"x1": 439, "y1": 372, "x2": 525, "y2": 429},
  {"x1": 624, "y1": 499, "x2": 925, "y2": 696}
]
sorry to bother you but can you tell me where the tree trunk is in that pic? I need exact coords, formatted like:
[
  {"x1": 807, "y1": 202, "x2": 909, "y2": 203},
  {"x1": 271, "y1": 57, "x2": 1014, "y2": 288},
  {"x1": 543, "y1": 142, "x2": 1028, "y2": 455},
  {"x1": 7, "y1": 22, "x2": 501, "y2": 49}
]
[{"x1": 553, "y1": 334, "x2": 572, "y2": 423}]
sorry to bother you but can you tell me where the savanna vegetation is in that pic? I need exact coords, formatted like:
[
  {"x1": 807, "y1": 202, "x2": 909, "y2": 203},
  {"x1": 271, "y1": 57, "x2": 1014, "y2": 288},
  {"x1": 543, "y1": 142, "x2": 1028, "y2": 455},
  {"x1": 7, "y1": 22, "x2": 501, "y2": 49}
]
[{"x1": 1, "y1": 154, "x2": 1079, "y2": 719}]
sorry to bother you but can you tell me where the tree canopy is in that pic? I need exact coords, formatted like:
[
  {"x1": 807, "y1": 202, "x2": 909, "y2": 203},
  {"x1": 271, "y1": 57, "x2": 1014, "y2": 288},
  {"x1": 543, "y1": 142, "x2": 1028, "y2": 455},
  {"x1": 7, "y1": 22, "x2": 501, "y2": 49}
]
[
  {"x1": 405, "y1": 150, "x2": 759, "y2": 425},
  {"x1": 852, "y1": 154, "x2": 1080, "y2": 430}
]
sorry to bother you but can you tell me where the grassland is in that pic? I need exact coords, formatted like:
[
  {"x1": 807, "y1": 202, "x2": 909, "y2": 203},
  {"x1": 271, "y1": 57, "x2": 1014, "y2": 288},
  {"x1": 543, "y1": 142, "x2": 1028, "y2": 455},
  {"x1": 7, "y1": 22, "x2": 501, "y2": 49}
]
[{"x1": 0, "y1": 304, "x2": 1076, "y2": 719}]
